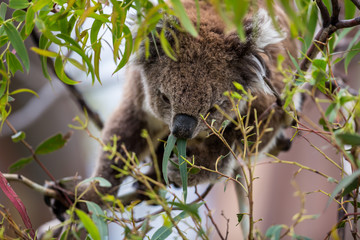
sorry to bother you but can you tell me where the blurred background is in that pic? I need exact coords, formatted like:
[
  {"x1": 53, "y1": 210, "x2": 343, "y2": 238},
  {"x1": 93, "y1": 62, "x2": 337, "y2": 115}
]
[{"x1": 1, "y1": 2, "x2": 359, "y2": 240}]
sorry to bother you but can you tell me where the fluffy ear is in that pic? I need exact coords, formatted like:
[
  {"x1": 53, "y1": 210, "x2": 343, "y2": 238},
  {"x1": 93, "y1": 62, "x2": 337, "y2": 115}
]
[{"x1": 252, "y1": 9, "x2": 285, "y2": 50}]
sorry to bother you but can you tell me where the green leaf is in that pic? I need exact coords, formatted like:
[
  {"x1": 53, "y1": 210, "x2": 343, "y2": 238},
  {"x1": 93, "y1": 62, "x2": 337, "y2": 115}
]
[
  {"x1": 67, "y1": 58, "x2": 87, "y2": 71},
  {"x1": 345, "y1": 0, "x2": 356, "y2": 19},
  {"x1": 79, "y1": 177, "x2": 112, "y2": 188},
  {"x1": 90, "y1": 20, "x2": 103, "y2": 45},
  {"x1": 75, "y1": 209, "x2": 101, "y2": 240},
  {"x1": 3, "y1": 22, "x2": 30, "y2": 72},
  {"x1": 35, "y1": 133, "x2": 69, "y2": 155},
  {"x1": 336, "y1": 133, "x2": 360, "y2": 146},
  {"x1": 162, "y1": 134, "x2": 177, "y2": 185},
  {"x1": 344, "y1": 41, "x2": 360, "y2": 74},
  {"x1": 12, "y1": 9, "x2": 26, "y2": 22},
  {"x1": 11, "y1": 131, "x2": 26, "y2": 143},
  {"x1": 0, "y1": 2, "x2": 7, "y2": 20},
  {"x1": 8, "y1": 0, "x2": 29, "y2": 10},
  {"x1": 113, "y1": 25, "x2": 133, "y2": 75},
  {"x1": 6, "y1": 51, "x2": 23, "y2": 75},
  {"x1": 9, "y1": 157, "x2": 33, "y2": 173},
  {"x1": 39, "y1": 34, "x2": 51, "y2": 80},
  {"x1": 170, "y1": 0, "x2": 198, "y2": 37},
  {"x1": 57, "y1": 33, "x2": 95, "y2": 83},
  {"x1": 32, "y1": 0, "x2": 52, "y2": 12},
  {"x1": 54, "y1": 55, "x2": 80, "y2": 85},
  {"x1": 177, "y1": 138, "x2": 188, "y2": 202},
  {"x1": 151, "y1": 209, "x2": 192, "y2": 240},
  {"x1": 86, "y1": 202, "x2": 108, "y2": 240},
  {"x1": 169, "y1": 202, "x2": 202, "y2": 220},
  {"x1": 0, "y1": 36, "x2": 8, "y2": 48},
  {"x1": 329, "y1": 169, "x2": 360, "y2": 206},
  {"x1": 237, "y1": 213, "x2": 244, "y2": 224},
  {"x1": 24, "y1": 6, "x2": 35, "y2": 36},
  {"x1": 30, "y1": 47, "x2": 58, "y2": 57},
  {"x1": 93, "y1": 41, "x2": 101, "y2": 81},
  {"x1": 151, "y1": 226, "x2": 172, "y2": 240},
  {"x1": 10, "y1": 88, "x2": 39, "y2": 97},
  {"x1": 159, "y1": 29, "x2": 177, "y2": 61},
  {"x1": 265, "y1": 225, "x2": 286, "y2": 240}
]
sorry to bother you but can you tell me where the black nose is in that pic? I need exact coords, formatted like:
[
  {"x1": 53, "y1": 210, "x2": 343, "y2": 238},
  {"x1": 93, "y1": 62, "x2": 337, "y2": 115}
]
[{"x1": 172, "y1": 114, "x2": 198, "y2": 139}]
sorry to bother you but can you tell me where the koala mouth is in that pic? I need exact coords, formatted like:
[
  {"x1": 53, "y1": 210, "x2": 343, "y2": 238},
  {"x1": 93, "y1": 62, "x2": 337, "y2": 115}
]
[{"x1": 171, "y1": 114, "x2": 198, "y2": 139}]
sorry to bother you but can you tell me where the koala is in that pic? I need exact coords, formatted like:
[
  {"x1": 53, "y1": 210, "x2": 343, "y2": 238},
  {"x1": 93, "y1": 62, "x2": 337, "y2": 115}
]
[{"x1": 50, "y1": 0, "x2": 301, "y2": 214}]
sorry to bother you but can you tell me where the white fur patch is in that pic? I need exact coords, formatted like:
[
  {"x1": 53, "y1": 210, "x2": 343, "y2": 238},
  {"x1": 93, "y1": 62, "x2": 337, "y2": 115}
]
[
  {"x1": 292, "y1": 91, "x2": 303, "y2": 112},
  {"x1": 249, "y1": 54, "x2": 272, "y2": 94},
  {"x1": 254, "y1": 9, "x2": 285, "y2": 49}
]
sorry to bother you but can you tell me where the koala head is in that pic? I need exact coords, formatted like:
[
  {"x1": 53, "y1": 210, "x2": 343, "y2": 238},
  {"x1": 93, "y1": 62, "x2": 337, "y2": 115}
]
[{"x1": 133, "y1": 4, "x2": 285, "y2": 140}]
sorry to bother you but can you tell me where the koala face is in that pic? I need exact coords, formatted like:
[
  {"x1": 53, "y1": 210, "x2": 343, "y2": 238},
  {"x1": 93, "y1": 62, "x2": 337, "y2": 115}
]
[{"x1": 134, "y1": 6, "x2": 284, "y2": 140}]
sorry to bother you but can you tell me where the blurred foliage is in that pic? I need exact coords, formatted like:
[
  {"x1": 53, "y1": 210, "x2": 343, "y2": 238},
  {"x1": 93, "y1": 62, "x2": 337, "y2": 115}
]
[{"x1": 1, "y1": 0, "x2": 360, "y2": 239}]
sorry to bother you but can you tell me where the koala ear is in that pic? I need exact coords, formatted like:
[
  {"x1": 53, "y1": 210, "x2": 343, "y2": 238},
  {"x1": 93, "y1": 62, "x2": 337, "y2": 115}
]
[
  {"x1": 247, "y1": 53, "x2": 272, "y2": 94},
  {"x1": 251, "y1": 8, "x2": 285, "y2": 50}
]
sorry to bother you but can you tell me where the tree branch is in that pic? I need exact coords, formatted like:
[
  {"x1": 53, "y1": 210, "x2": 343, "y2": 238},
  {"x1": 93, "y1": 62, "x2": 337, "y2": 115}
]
[
  {"x1": 316, "y1": 0, "x2": 331, "y2": 26},
  {"x1": 4, "y1": 174, "x2": 58, "y2": 199}
]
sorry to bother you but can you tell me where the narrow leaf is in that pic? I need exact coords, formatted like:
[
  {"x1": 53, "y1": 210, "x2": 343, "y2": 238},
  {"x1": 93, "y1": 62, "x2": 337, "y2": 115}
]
[
  {"x1": 9, "y1": 157, "x2": 33, "y2": 173},
  {"x1": 6, "y1": 51, "x2": 23, "y2": 75},
  {"x1": 75, "y1": 209, "x2": 101, "y2": 240},
  {"x1": 24, "y1": 5, "x2": 35, "y2": 36},
  {"x1": 86, "y1": 202, "x2": 109, "y2": 240},
  {"x1": 4, "y1": 22, "x2": 30, "y2": 72},
  {"x1": 10, "y1": 88, "x2": 39, "y2": 97},
  {"x1": 113, "y1": 25, "x2": 133, "y2": 74},
  {"x1": 336, "y1": 133, "x2": 360, "y2": 146},
  {"x1": 54, "y1": 55, "x2": 80, "y2": 85},
  {"x1": 160, "y1": 29, "x2": 177, "y2": 61},
  {"x1": 0, "y1": 2, "x2": 7, "y2": 20},
  {"x1": 35, "y1": 133, "x2": 69, "y2": 155},
  {"x1": 177, "y1": 138, "x2": 188, "y2": 202},
  {"x1": 151, "y1": 226, "x2": 172, "y2": 240},
  {"x1": 31, "y1": 47, "x2": 58, "y2": 58},
  {"x1": 9, "y1": 0, "x2": 29, "y2": 10},
  {"x1": 162, "y1": 134, "x2": 177, "y2": 185},
  {"x1": 329, "y1": 169, "x2": 360, "y2": 206},
  {"x1": 170, "y1": 0, "x2": 198, "y2": 37}
]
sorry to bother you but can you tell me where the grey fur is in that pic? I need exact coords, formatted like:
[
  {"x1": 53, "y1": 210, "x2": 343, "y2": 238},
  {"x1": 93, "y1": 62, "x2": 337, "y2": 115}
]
[{"x1": 57, "y1": 0, "x2": 300, "y2": 207}]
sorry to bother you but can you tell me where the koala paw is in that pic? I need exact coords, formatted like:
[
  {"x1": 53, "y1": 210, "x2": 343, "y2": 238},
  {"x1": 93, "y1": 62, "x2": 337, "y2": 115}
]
[{"x1": 44, "y1": 176, "x2": 81, "y2": 221}]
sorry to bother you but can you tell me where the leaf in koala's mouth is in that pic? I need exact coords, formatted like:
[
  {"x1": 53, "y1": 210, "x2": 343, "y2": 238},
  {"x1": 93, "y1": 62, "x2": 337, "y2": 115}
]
[
  {"x1": 162, "y1": 135, "x2": 189, "y2": 202},
  {"x1": 177, "y1": 138, "x2": 188, "y2": 202},
  {"x1": 162, "y1": 134, "x2": 177, "y2": 185}
]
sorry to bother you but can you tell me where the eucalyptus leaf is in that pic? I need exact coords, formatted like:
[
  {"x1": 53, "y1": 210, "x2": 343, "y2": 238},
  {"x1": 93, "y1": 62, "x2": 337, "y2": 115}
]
[
  {"x1": 162, "y1": 134, "x2": 177, "y2": 185},
  {"x1": 4, "y1": 22, "x2": 30, "y2": 72},
  {"x1": 177, "y1": 138, "x2": 188, "y2": 202},
  {"x1": 75, "y1": 209, "x2": 101, "y2": 240},
  {"x1": 9, "y1": 157, "x2": 33, "y2": 173},
  {"x1": 35, "y1": 133, "x2": 69, "y2": 155}
]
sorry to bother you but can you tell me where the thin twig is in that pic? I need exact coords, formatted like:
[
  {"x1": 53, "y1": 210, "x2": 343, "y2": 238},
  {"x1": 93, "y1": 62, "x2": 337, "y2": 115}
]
[
  {"x1": 5, "y1": 120, "x2": 57, "y2": 183},
  {"x1": 316, "y1": 0, "x2": 330, "y2": 27}
]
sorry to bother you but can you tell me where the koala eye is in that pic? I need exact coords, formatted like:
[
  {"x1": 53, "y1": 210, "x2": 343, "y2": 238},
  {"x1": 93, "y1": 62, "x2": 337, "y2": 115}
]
[
  {"x1": 207, "y1": 106, "x2": 217, "y2": 115},
  {"x1": 160, "y1": 92, "x2": 170, "y2": 105}
]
